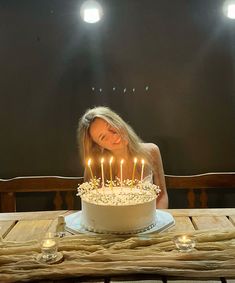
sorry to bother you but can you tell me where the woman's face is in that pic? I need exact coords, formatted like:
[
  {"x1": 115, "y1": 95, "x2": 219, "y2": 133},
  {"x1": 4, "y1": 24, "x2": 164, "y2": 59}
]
[{"x1": 89, "y1": 118, "x2": 127, "y2": 152}]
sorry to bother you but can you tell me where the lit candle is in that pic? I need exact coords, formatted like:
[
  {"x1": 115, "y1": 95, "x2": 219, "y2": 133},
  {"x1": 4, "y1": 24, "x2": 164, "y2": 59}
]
[
  {"x1": 88, "y1": 159, "x2": 95, "y2": 182},
  {"x1": 173, "y1": 235, "x2": 196, "y2": 252},
  {"x1": 131, "y1": 157, "x2": 137, "y2": 187},
  {"x1": 120, "y1": 159, "x2": 124, "y2": 187},
  {"x1": 101, "y1": 158, "x2": 105, "y2": 188},
  {"x1": 180, "y1": 235, "x2": 190, "y2": 243},
  {"x1": 109, "y1": 156, "x2": 113, "y2": 188},
  {"x1": 140, "y1": 159, "x2": 145, "y2": 182},
  {"x1": 40, "y1": 234, "x2": 58, "y2": 262},
  {"x1": 42, "y1": 239, "x2": 56, "y2": 249}
]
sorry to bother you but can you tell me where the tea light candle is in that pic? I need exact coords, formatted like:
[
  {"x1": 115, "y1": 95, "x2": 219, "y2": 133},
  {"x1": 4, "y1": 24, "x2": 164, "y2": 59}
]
[
  {"x1": 42, "y1": 239, "x2": 56, "y2": 249},
  {"x1": 173, "y1": 235, "x2": 196, "y2": 252},
  {"x1": 41, "y1": 234, "x2": 58, "y2": 261}
]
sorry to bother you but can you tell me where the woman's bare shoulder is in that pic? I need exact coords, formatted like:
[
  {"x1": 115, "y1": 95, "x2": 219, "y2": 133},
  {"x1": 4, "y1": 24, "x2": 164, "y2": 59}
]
[
  {"x1": 141, "y1": 143, "x2": 160, "y2": 155},
  {"x1": 142, "y1": 143, "x2": 160, "y2": 158}
]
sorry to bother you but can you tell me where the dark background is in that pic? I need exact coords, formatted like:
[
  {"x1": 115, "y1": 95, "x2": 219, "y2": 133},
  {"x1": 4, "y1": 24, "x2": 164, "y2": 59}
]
[{"x1": 0, "y1": 0, "x2": 234, "y2": 209}]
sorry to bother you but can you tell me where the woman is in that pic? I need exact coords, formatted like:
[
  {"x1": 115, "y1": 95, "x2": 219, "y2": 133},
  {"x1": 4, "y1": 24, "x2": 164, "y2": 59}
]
[{"x1": 77, "y1": 106, "x2": 168, "y2": 208}]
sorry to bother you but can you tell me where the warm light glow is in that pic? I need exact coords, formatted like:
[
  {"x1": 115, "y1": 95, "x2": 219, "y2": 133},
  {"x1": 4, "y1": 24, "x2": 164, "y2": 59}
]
[
  {"x1": 223, "y1": 1, "x2": 235, "y2": 19},
  {"x1": 80, "y1": 0, "x2": 103, "y2": 23},
  {"x1": 88, "y1": 159, "x2": 91, "y2": 167},
  {"x1": 85, "y1": 8, "x2": 99, "y2": 23},
  {"x1": 42, "y1": 239, "x2": 56, "y2": 248},
  {"x1": 109, "y1": 156, "x2": 113, "y2": 165},
  {"x1": 174, "y1": 234, "x2": 196, "y2": 252},
  {"x1": 179, "y1": 235, "x2": 190, "y2": 243},
  {"x1": 87, "y1": 158, "x2": 94, "y2": 181},
  {"x1": 227, "y1": 4, "x2": 235, "y2": 18}
]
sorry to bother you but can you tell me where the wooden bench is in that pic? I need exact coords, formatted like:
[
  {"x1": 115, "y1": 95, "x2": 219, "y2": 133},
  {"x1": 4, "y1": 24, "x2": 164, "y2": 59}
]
[
  {"x1": 1, "y1": 173, "x2": 235, "y2": 212},
  {"x1": 0, "y1": 176, "x2": 83, "y2": 212},
  {"x1": 165, "y1": 172, "x2": 235, "y2": 208}
]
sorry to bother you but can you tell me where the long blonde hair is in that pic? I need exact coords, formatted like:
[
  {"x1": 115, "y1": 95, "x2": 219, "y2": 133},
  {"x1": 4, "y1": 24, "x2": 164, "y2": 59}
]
[{"x1": 77, "y1": 106, "x2": 152, "y2": 179}]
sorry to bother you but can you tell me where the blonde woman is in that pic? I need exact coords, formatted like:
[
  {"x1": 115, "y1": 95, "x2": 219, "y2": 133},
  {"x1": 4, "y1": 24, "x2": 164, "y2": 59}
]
[{"x1": 77, "y1": 106, "x2": 168, "y2": 208}]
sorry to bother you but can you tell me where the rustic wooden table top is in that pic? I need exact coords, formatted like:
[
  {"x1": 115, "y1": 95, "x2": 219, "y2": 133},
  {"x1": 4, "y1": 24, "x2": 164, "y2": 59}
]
[
  {"x1": 1, "y1": 209, "x2": 235, "y2": 283},
  {"x1": 1, "y1": 208, "x2": 235, "y2": 241}
]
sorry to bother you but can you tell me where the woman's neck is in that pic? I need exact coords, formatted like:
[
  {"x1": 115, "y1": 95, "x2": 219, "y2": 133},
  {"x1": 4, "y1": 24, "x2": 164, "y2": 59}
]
[{"x1": 111, "y1": 146, "x2": 130, "y2": 161}]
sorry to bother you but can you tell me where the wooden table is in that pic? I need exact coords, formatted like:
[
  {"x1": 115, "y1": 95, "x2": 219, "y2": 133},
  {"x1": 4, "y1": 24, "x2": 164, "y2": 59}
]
[{"x1": 1, "y1": 209, "x2": 235, "y2": 283}]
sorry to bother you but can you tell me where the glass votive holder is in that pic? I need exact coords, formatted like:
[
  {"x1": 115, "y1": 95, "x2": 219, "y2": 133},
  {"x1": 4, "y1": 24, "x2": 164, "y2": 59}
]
[
  {"x1": 40, "y1": 232, "x2": 59, "y2": 262},
  {"x1": 173, "y1": 235, "x2": 196, "y2": 252}
]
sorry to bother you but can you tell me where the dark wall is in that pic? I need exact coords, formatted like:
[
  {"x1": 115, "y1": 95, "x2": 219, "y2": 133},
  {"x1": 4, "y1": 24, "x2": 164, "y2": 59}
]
[{"x1": 0, "y1": 0, "x2": 234, "y2": 208}]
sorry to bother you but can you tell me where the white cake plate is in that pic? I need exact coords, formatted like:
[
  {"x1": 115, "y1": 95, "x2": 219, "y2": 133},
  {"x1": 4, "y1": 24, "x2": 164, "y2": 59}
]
[{"x1": 65, "y1": 210, "x2": 175, "y2": 235}]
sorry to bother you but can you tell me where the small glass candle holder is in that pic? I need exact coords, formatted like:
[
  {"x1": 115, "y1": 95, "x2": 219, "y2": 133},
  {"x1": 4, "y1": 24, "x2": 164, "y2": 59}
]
[
  {"x1": 40, "y1": 232, "x2": 59, "y2": 262},
  {"x1": 173, "y1": 235, "x2": 196, "y2": 252}
]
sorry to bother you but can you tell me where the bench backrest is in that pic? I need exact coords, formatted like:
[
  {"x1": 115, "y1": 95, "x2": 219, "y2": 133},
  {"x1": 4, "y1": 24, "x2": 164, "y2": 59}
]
[
  {"x1": 0, "y1": 176, "x2": 83, "y2": 212},
  {"x1": 165, "y1": 172, "x2": 235, "y2": 208},
  {"x1": 1, "y1": 173, "x2": 235, "y2": 211}
]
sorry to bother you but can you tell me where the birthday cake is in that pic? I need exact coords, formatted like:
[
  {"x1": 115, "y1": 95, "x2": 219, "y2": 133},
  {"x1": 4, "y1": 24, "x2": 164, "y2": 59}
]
[{"x1": 77, "y1": 179, "x2": 161, "y2": 234}]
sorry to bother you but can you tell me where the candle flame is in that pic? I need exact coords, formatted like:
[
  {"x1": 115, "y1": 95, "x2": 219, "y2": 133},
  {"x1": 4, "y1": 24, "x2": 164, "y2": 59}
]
[
  {"x1": 42, "y1": 239, "x2": 56, "y2": 248},
  {"x1": 134, "y1": 157, "x2": 137, "y2": 163},
  {"x1": 179, "y1": 235, "x2": 191, "y2": 243},
  {"x1": 109, "y1": 156, "x2": 113, "y2": 164},
  {"x1": 101, "y1": 157, "x2": 104, "y2": 164},
  {"x1": 121, "y1": 159, "x2": 124, "y2": 164},
  {"x1": 141, "y1": 159, "x2": 145, "y2": 165},
  {"x1": 87, "y1": 158, "x2": 95, "y2": 183},
  {"x1": 88, "y1": 159, "x2": 91, "y2": 166}
]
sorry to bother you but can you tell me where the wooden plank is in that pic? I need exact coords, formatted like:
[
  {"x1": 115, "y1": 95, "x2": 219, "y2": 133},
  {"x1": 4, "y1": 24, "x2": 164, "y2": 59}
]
[
  {"x1": 1, "y1": 209, "x2": 235, "y2": 221},
  {"x1": 46, "y1": 217, "x2": 58, "y2": 233},
  {"x1": 0, "y1": 220, "x2": 16, "y2": 238},
  {"x1": 110, "y1": 275, "x2": 163, "y2": 282},
  {"x1": 1, "y1": 209, "x2": 235, "y2": 241},
  {"x1": 229, "y1": 215, "x2": 235, "y2": 226},
  {"x1": 165, "y1": 172, "x2": 235, "y2": 189},
  {"x1": 0, "y1": 176, "x2": 83, "y2": 193},
  {"x1": 0, "y1": 176, "x2": 83, "y2": 212},
  {"x1": 5, "y1": 219, "x2": 53, "y2": 241},
  {"x1": 165, "y1": 208, "x2": 235, "y2": 217},
  {"x1": 111, "y1": 281, "x2": 163, "y2": 283},
  {"x1": 168, "y1": 216, "x2": 195, "y2": 232},
  {"x1": 192, "y1": 216, "x2": 234, "y2": 230},
  {"x1": 47, "y1": 217, "x2": 72, "y2": 236},
  {"x1": 0, "y1": 210, "x2": 67, "y2": 221},
  {"x1": 0, "y1": 192, "x2": 16, "y2": 212},
  {"x1": 167, "y1": 280, "x2": 222, "y2": 283}
]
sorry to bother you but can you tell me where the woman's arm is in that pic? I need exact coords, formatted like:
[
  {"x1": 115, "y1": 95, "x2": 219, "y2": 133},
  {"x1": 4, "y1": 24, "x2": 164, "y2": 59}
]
[{"x1": 146, "y1": 143, "x2": 169, "y2": 208}]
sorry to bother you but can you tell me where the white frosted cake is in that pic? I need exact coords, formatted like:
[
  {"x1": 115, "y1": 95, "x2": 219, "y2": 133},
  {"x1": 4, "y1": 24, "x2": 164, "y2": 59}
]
[{"x1": 77, "y1": 179, "x2": 161, "y2": 234}]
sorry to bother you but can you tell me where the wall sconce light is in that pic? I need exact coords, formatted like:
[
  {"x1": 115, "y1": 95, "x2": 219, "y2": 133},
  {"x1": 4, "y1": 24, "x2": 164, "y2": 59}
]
[
  {"x1": 223, "y1": 0, "x2": 235, "y2": 19},
  {"x1": 80, "y1": 0, "x2": 103, "y2": 23}
]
